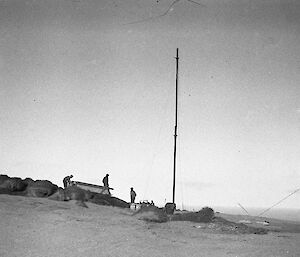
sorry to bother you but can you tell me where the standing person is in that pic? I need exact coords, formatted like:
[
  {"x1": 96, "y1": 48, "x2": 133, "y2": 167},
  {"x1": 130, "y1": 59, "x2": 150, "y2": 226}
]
[
  {"x1": 101, "y1": 174, "x2": 110, "y2": 194},
  {"x1": 130, "y1": 187, "x2": 136, "y2": 204},
  {"x1": 63, "y1": 175, "x2": 73, "y2": 188},
  {"x1": 102, "y1": 174, "x2": 109, "y2": 187}
]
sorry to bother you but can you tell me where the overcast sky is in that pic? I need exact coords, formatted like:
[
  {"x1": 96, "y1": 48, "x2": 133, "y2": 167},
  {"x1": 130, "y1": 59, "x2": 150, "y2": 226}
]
[{"x1": 1, "y1": 0, "x2": 299, "y2": 210}]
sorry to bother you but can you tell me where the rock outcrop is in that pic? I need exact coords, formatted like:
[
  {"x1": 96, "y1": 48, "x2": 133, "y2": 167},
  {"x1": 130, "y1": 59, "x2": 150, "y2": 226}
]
[
  {"x1": 133, "y1": 205, "x2": 168, "y2": 223},
  {"x1": 26, "y1": 180, "x2": 58, "y2": 197},
  {"x1": 0, "y1": 176, "x2": 27, "y2": 193},
  {"x1": 0, "y1": 174, "x2": 130, "y2": 209},
  {"x1": 89, "y1": 192, "x2": 130, "y2": 208}
]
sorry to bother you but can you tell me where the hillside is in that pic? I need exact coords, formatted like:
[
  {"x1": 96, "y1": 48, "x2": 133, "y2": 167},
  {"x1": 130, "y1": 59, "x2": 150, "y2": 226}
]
[{"x1": 1, "y1": 194, "x2": 300, "y2": 257}]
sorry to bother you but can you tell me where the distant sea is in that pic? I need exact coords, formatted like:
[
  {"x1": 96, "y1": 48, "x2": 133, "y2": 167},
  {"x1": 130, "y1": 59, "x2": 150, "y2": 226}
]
[{"x1": 188, "y1": 206, "x2": 300, "y2": 222}]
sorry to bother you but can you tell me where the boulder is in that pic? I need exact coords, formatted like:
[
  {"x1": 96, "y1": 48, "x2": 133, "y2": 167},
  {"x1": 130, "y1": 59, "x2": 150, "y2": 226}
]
[
  {"x1": 89, "y1": 193, "x2": 129, "y2": 208},
  {"x1": 26, "y1": 180, "x2": 58, "y2": 197},
  {"x1": 134, "y1": 205, "x2": 168, "y2": 223},
  {"x1": 48, "y1": 187, "x2": 66, "y2": 201},
  {"x1": 0, "y1": 177, "x2": 27, "y2": 192},
  {"x1": 0, "y1": 174, "x2": 10, "y2": 185},
  {"x1": 165, "y1": 202, "x2": 176, "y2": 215},
  {"x1": 23, "y1": 177, "x2": 35, "y2": 186},
  {"x1": 64, "y1": 185, "x2": 92, "y2": 201}
]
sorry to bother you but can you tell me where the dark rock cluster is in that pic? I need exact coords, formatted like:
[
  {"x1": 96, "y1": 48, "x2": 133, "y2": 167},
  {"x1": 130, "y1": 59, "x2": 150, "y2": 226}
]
[{"x1": 0, "y1": 174, "x2": 129, "y2": 208}]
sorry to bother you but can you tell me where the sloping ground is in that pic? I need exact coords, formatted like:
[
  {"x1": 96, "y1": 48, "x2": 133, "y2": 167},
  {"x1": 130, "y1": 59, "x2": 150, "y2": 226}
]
[
  {"x1": 1, "y1": 195, "x2": 300, "y2": 257},
  {"x1": 216, "y1": 212, "x2": 300, "y2": 234},
  {"x1": 171, "y1": 208, "x2": 267, "y2": 234},
  {"x1": 0, "y1": 174, "x2": 296, "y2": 236}
]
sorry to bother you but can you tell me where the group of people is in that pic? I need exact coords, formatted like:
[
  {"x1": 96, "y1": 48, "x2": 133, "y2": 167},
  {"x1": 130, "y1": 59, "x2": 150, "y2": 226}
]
[
  {"x1": 63, "y1": 173, "x2": 137, "y2": 204},
  {"x1": 103, "y1": 174, "x2": 137, "y2": 203}
]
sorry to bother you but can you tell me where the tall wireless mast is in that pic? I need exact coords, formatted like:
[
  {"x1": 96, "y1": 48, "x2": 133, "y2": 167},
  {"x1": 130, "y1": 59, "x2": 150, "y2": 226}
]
[{"x1": 172, "y1": 48, "x2": 179, "y2": 204}]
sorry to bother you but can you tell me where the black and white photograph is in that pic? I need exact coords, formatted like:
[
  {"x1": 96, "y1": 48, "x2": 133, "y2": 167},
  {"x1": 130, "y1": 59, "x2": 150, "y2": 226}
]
[{"x1": 1, "y1": 0, "x2": 299, "y2": 256}]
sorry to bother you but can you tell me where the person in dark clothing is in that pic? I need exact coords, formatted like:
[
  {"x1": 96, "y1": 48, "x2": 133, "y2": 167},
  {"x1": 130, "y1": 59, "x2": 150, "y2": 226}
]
[
  {"x1": 130, "y1": 187, "x2": 136, "y2": 204},
  {"x1": 101, "y1": 174, "x2": 110, "y2": 194},
  {"x1": 63, "y1": 175, "x2": 73, "y2": 188},
  {"x1": 102, "y1": 174, "x2": 109, "y2": 187}
]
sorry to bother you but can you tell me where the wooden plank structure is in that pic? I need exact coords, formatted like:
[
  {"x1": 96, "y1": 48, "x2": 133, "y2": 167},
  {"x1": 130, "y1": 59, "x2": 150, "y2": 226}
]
[{"x1": 73, "y1": 181, "x2": 113, "y2": 195}]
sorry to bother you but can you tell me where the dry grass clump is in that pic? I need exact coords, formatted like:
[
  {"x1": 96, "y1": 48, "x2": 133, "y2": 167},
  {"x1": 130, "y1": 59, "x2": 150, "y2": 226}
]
[
  {"x1": 171, "y1": 207, "x2": 215, "y2": 223},
  {"x1": 213, "y1": 217, "x2": 267, "y2": 234},
  {"x1": 170, "y1": 207, "x2": 267, "y2": 234}
]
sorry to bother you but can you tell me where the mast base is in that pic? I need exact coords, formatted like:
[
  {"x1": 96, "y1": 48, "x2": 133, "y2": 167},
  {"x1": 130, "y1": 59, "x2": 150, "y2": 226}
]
[{"x1": 165, "y1": 202, "x2": 176, "y2": 215}]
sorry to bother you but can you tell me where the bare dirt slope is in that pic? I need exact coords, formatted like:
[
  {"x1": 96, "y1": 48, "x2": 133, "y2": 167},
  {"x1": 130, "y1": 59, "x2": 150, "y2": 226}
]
[{"x1": 1, "y1": 195, "x2": 299, "y2": 257}]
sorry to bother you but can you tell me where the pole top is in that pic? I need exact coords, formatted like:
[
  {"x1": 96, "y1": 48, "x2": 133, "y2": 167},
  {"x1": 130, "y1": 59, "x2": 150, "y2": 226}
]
[{"x1": 175, "y1": 48, "x2": 179, "y2": 59}]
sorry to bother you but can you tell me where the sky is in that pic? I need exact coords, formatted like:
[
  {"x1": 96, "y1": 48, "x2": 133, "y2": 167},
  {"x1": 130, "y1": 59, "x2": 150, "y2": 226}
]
[{"x1": 0, "y1": 0, "x2": 299, "y2": 210}]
